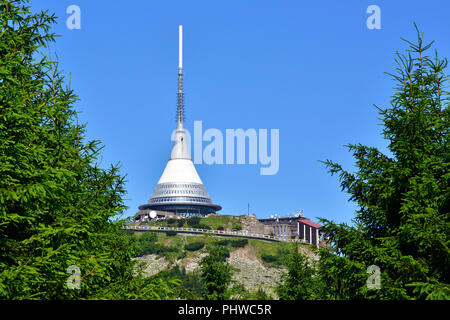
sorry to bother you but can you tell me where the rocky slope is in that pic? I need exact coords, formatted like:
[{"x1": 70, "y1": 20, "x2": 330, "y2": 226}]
[{"x1": 135, "y1": 241, "x2": 301, "y2": 298}]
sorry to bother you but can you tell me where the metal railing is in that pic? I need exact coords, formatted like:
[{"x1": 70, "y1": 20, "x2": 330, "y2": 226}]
[{"x1": 121, "y1": 224, "x2": 313, "y2": 244}]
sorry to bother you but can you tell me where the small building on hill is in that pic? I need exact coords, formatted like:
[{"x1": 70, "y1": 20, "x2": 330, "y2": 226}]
[{"x1": 258, "y1": 215, "x2": 325, "y2": 247}]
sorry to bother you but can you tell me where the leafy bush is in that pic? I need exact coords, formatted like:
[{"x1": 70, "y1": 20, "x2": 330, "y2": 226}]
[
  {"x1": 215, "y1": 239, "x2": 232, "y2": 246},
  {"x1": 139, "y1": 231, "x2": 158, "y2": 242},
  {"x1": 133, "y1": 232, "x2": 178, "y2": 257},
  {"x1": 215, "y1": 246, "x2": 230, "y2": 260},
  {"x1": 177, "y1": 250, "x2": 187, "y2": 259},
  {"x1": 187, "y1": 216, "x2": 202, "y2": 227},
  {"x1": 160, "y1": 266, "x2": 207, "y2": 299},
  {"x1": 185, "y1": 241, "x2": 205, "y2": 251},
  {"x1": 260, "y1": 247, "x2": 288, "y2": 266},
  {"x1": 217, "y1": 225, "x2": 224, "y2": 230},
  {"x1": 261, "y1": 253, "x2": 278, "y2": 264},
  {"x1": 200, "y1": 246, "x2": 233, "y2": 299},
  {"x1": 276, "y1": 243, "x2": 325, "y2": 300},
  {"x1": 232, "y1": 224, "x2": 242, "y2": 231},
  {"x1": 176, "y1": 219, "x2": 185, "y2": 227},
  {"x1": 165, "y1": 231, "x2": 177, "y2": 237},
  {"x1": 167, "y1": 218, "x2": 176, "y2": 225},
  {"x1": 214, "y1": 238, "x2": 248, "y2": 248},
  {"x1": 230, "y1": 239, "x2": 248, "y2": 248}
]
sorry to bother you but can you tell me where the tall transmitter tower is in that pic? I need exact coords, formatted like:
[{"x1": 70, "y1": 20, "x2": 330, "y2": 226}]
[{"x1": 138, "y1": 25, "x2": 221, "y2": 216}]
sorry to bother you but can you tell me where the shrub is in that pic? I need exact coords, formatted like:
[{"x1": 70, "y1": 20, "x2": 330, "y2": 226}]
[
  {"x1": 216, "y1": 246, "x2": 230, "y2": 260},
  {"x1": 165, "y1": 231, "x2": 177, "y2": 237},
  {"x1": 232, "y1": 224, "x2": 242, "y2": 231},
  {"x1": 166, "y1": 218, "x2": 176, "y2": 225},
  {"x1": 215, "y1": 239, "x2": 232, "y2": 246},
  {"x1": 187, "y1": 216, "x2": 201, "y2": 227},
  {"x1": 260, "y1": 248, "x2": 288, "y2": 266},
  {"x1": 214, "y1": 238, "x2": 247, "y2": 248},
  {"x1": 185, "y1": 241, "x2": 205, "y2": 251},
  {"x1": 140, "y1": 232, "x2": 158, "y2": 242},
  {"x1": 136, "y1": 235, "x2": 178, "y2": 257},
  {"x1": 176, "y1": 219, "x2": 185, "y2": 227},
  {"x1": 261, "y1": 253, "x2": 278, "y2": 264},
  {"x1": 177, "y1": 250, "x2": 187, "y2": 259},
  {"x1": 200, "y1": 246, "x2": 233, "y2": 299},
  {"x1": 230, "y1": 239, "x2": 248, "y2": 248},
  {"x1": 217, "y1": 225, "x2": 224, "y2": 230}
]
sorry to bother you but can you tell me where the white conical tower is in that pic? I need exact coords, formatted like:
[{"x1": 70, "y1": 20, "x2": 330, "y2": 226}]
[{"x1": 139, "y1": 25, "x2": 221, "y2": 216}]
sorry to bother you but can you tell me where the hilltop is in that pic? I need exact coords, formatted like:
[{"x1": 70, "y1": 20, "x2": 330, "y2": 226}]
[{"x1": 128, "y1": 214, "x2": 319, "y2": 298}]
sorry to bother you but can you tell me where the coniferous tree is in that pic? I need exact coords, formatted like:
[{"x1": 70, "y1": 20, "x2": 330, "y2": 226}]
[
  {"x1": 200, "y1": 245, "x2": 233, "y2": 300},
  {"x1": 320, "y1": 25, "x2": 449, "y2": 300},
  {"x1": 0, "y1": 0, "x2": 178, "y2": 299},
  {"x1": 276, "y1": 243, "x2": 325, "y2": 300}
]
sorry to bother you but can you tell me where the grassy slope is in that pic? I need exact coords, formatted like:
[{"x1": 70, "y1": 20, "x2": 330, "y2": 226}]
[{"x1": 199, "y1": 214, "x2": 244, "y2": 230}]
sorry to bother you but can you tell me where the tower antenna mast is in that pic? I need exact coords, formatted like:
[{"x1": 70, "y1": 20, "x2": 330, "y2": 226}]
[{"x1": 177, "y1": 25, "x2": 184, "y2": 129}]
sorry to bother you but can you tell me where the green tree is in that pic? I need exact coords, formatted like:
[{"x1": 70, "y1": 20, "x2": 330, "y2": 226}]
[
  {"x1": 251, "y1": 286, "x2": 273, "y2": 300},
  {"x1": 276, "y1": 243, "x2": 324, "y2": 300},
  {"x1": 199, "y1": 245, "x2": 233, "y2": 300},
  {"x1": 158, "y1": 265, "x2": 207, "y2": 300},
  {"x1": 320, "y1": 25, "x2": 450, "y2": 300},
  {"x1": 0, "y1": 0, "x2": 178, "y2": 299}
]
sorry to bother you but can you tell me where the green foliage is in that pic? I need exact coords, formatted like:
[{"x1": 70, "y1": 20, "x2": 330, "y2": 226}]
[
  {"x1": 320, "y1": 25, "x2": 450, "y2": 300},
  {"x1": 92, "y1": 262, "x2": 180, "y2": 300},
  {"x1": 227, "y1": 282, "x2": 249, "y2": 300},
  {"x1": 0, "y1": 0, "x2": 179, "y2": 299},
  {"x1": 197, "y1": 214, "x2": 236, "y2": 230},
  {"x1": 199, "y1": 245, "x2": 233, "y2": 300},
  {"x1": 230, "y1": 239, "x2": 248, "y2": 248},
  {"x1": 227, "y1": 282, "x2": 274, "y2": 300},
  {"x1": 184, "y1": 241, "x2": 205, "y2": 251},
  {"x1": 406, "y1": 281, "x2": 450, "y2": 300},
  {"x1": 260, "y1": 247, "x2": 290, "y2": 266},
  {"x1": 165, "y1": 231, "x2": 177, "y2": 237},
  {"x1": 217, "y1": 225, "x2": 224, "y2": 230},
  {"x1": 232, "y1": 224, "x2": 242, "y2": 231},
  {"x1": 166, "y1": 218, "x2": 176, "y2": 225},
  {"x1": 215, "y1": 239, "x2": 232, "y2": 246},
  {"x1": 160, "y1": 265, "x2": 207, "y2": 299},
  {"x1": 184, "y1": 216, "x2": 210, "y2": 230},
  {"x1": 176, "y1": 219, "x2": 185, "y2": 228},
  {"x1": 261, "y1": 253, "x2": 278, "y2": 264},
  {"x1": 132, "y1": 232, "x2": 179, "y2": 258},
  {"x1": 186, "y1": 216, "x2": 201, "y2": 227},
  {"x1": 139, "y1": 231, "x2": 158, "y2": 242},
  {"x1": 251, "y1": 286, "x2": 273, "y2": 300},
  {"x1": 213, "y1": 238, "x2": 247, "y2": 248},
  {"x1": 214, "y1": 245, "x2": 230, "y2": 259},
  {"x1": 276, "y1": 244, "x2": 325, "y2": 300},
  {"x1": 253, "y1": 286, "x2": 274, "y2": 300}
]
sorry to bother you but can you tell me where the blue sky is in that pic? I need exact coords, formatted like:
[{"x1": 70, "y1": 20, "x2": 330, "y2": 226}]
[{"x1": 31, "y1": 0, "x2": 450, "y2": 225}]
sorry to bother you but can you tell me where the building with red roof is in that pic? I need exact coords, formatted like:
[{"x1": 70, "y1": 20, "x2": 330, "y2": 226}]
[{"x1": 258, "y1": 214, "x2": 325, "y2": 247}]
